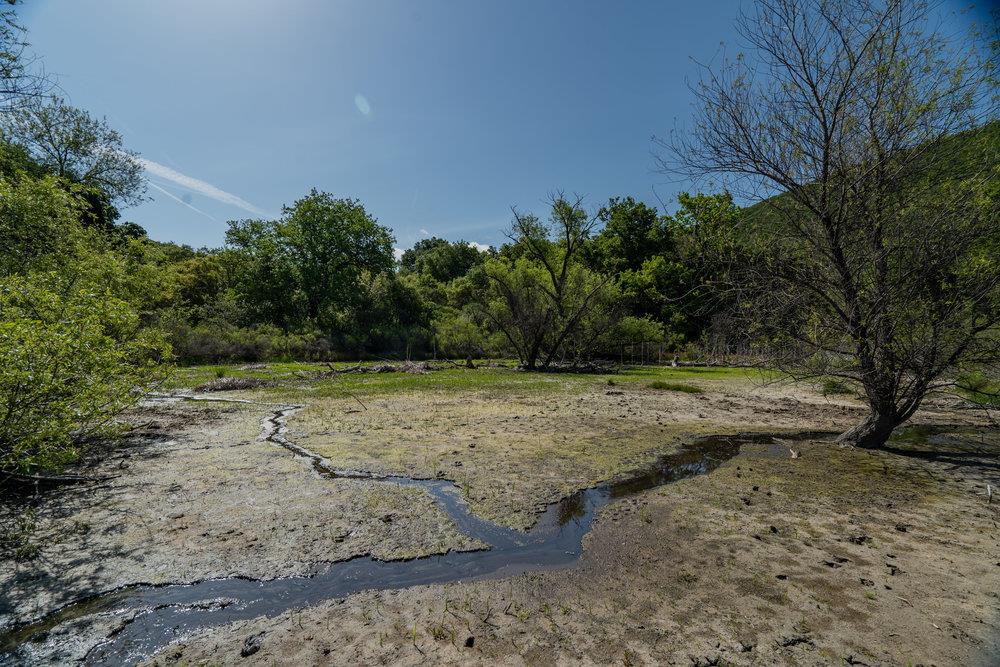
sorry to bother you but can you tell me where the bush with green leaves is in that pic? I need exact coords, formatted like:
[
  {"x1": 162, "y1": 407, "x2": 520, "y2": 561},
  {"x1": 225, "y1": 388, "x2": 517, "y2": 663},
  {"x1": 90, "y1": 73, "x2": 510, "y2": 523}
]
[{"x1": 0, "y1": 274, "x2": 169, "y2": 475}]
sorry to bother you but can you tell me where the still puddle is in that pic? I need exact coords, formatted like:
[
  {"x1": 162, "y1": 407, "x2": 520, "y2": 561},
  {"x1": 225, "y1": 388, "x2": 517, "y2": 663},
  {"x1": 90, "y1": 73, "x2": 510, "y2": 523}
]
[{"x1": 1, "y1": 401, "x2": 805, "y2": 665}]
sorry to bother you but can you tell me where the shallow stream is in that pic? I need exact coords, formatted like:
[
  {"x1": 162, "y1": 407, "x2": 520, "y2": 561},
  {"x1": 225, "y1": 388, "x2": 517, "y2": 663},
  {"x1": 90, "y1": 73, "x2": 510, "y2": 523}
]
[{"x1": 1, "y1": 400, "x2": 796, "y2": 665}]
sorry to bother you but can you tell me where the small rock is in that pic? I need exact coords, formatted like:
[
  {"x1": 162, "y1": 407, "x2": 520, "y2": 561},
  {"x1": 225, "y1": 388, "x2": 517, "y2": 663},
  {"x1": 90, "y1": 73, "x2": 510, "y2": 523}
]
[
  {"x1": 894, "y1": 523, "x2": 908, "y2": 532},
  {"x1": 241, "y1": 631, "x2": 265, "y2": 657},
  {"x1": 860, "y1": 578, "x2": 875, "y2": 587},
  {"x1": 776, "y1": 574, "x2": 788, "y2": 581},
  {"x1": 769, "y1": 525, "x2": 779, "y2": 534},
  {"x1": 465, "y1": 636, "x2": 475, "y2": 648}
]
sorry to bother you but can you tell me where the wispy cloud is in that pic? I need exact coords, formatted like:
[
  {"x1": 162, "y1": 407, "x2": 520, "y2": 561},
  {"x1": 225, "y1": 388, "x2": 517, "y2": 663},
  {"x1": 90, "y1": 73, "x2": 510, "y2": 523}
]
[
  {"x1": 468, "y1": 241, "x2": 490, "y2": 252},
  {"x1": 139, "y1": 157, "x2": 270, "y2": 217},
  {"x1": 393, "y1": 247, "x2": 405, "y2": 262},
  {"x1": 146, "y1": 180, "x2": 216, "y2": 221}
]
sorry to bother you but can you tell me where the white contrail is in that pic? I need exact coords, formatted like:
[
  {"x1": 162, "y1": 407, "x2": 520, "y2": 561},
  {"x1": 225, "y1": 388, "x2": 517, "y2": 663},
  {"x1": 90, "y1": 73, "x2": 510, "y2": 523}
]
[
  {"x1": 138, "y1": 157, "x2": 269, "y2": 217},
  {"x1": 146, "y1": 179, "x2": 217, "y2": 221}
]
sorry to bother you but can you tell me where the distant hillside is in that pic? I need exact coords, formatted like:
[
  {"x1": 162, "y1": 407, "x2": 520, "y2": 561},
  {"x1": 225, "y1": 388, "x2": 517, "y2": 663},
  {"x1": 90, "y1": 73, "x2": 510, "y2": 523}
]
[{"x1": 741, "y1": 119, "x2": 1000, "y2": 224}]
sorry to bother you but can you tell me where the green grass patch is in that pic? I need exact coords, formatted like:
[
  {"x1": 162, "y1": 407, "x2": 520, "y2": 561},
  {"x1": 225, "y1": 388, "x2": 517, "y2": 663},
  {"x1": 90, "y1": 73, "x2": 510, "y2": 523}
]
[
  {"x1": 647, "y1": 380, "x2": 704, "y2": 394},
  {"x1": 955, "y1": 371, "x2": 1000, "y2": 406},
  {"x1": 164, "y1": 361, "x2": 758, "y2": 399},
  {"x1": 821, "y1": 378, "x2": 853, "y2": 396}
]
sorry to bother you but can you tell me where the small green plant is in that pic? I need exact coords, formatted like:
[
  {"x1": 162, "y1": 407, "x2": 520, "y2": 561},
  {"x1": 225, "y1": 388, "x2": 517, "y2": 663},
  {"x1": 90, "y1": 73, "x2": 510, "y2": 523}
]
[
  {"x1": 0, "y1": 510, "x2": 40, "y2": 561},
  {"x1": 215, "y1": 367, "x2": 226, "y2": 379},
  {"x1": 821, "y1": 378, "x2": 853, "y2": 396},
  {"x1": 648, "y1": 381, "x2": 703, "y2": 394},
  {"x1": 678, "y1": 571, "x2": 699, "y2": 584},
  {"x1": 428, "y1": 623, "x2": 449, "y2": 641}
]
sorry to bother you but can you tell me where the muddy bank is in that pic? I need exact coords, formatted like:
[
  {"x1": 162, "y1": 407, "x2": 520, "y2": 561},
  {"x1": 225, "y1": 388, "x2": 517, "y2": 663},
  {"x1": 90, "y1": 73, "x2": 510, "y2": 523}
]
[
  {"x1": 288, "y1": 379, "x2": 875, "y2": 530},
  {"x1": 10, "y1": 432, "x2": 782, "y2": 666},
  {"x1": 0, "y1": 397, "x2": 484, "y2": 663},
  {"x1": 1, "y1": 371, "x2": 995, "y2": 665},
  {"x1": 150, "y1": 426, "x2": 1000, "y2": 666}
]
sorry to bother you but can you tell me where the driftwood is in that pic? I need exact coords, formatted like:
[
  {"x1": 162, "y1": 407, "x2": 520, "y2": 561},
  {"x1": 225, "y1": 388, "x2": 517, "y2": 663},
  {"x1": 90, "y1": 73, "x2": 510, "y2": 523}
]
[
  {"x1": 521, "y1": 361, "x2": 620, "y2": 374},
  {"x1": 322, "y1": 361, "x2": 436, "y2": 375},
  {"x1": 194, "y1": 376, "x2": 276, "y2": 393}
]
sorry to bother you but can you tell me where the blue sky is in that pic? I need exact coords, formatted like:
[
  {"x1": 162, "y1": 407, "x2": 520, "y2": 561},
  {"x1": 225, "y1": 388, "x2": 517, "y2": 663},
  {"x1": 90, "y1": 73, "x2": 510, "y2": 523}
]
[{"x1": 18, "y1": 1, "x2": 991, "y2": 252}]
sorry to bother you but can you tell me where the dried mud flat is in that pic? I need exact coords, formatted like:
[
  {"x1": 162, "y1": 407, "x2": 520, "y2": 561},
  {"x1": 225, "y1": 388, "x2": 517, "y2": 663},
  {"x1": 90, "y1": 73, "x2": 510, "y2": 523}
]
[
  {"x1": 2, "y1": 370, "x2": 998, "y2": 665},
  {"x1": 0, "y1": 397, "x2": 484, "y2": 663},
  {"x1": 152, "y1": 427, "x2": 1000, "y2": 667}
]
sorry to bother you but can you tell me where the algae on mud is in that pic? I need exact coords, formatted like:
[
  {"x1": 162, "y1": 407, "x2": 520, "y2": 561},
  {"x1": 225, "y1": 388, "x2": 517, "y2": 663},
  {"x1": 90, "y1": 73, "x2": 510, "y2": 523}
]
[
  {"x1": 2, "y1": 364, "x2": 995, "y2": 666},
  {"x1": 155, "y1": 424, "x2": 1000, "y2": 667},
  {"x1": 3, "y1": 428, "x2": 777, "y2": 666}
]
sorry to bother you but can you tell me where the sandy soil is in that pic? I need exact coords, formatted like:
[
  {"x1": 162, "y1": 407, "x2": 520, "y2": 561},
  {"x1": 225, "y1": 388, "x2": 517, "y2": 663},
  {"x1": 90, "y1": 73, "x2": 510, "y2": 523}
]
[
  {"x1": 0, "y1": 398, "x2": 484, "y2": 633},
  {"x1": 289, "y1": 376, "x2": 949, "y2": 530},
  {"x1": 2, "y1": 368, "x2": 997, "y2": 665},
  {"x1": 147, "y1": 426, "x2": 1000, "y2": 667}
]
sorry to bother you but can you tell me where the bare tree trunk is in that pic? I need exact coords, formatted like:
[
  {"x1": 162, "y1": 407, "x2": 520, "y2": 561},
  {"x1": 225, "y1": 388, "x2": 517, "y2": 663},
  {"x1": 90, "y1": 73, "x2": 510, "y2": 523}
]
[{"x1": 837, "y1": 410, "x2": 897, "y2": 449}]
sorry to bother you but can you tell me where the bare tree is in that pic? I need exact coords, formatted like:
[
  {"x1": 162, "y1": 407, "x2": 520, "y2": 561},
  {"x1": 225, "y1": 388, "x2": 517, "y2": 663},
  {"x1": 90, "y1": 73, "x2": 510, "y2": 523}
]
[
  {"x1": 0, "y1": 1, "x2": 50, "y2": 111},
  {"x1": 658, "y1": 0, "x2": 1000, "y2": 448}
]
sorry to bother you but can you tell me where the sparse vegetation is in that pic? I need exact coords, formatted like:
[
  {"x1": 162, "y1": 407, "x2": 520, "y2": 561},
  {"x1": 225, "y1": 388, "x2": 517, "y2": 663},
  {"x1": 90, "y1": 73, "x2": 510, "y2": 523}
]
[
  {"x1": 821, "y1": 379, "x2": 853, "y2": 397},
  {"x1": 648, "y1": 380, "x2": 703, "y2": 394}
]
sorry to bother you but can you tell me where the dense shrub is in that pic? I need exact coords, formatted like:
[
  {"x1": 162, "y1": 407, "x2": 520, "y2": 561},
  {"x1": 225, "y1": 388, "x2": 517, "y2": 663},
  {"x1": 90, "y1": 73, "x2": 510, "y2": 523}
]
[
  {"x1": 163, "y1": 320, "x2": 333, "y2": 363},
  {"x1": 0, "y1": 274, "x2": 169, "y2": 474}
]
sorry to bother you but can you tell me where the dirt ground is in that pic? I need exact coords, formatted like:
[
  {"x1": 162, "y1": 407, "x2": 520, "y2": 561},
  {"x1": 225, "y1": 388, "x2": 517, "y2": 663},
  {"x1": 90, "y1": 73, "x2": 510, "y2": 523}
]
[
  {"x1": 288, "y1": 374, "x2": 956, "y2": 530},
  {"x1": 0, "y1": 398, "x2": 483, "y2": 637},
  {"x1": 2, "y1": 366, "x2": 998, "y2": 665},
  {"x1": 150, "y1": 427, "x2": 1000, "y2": 667}
]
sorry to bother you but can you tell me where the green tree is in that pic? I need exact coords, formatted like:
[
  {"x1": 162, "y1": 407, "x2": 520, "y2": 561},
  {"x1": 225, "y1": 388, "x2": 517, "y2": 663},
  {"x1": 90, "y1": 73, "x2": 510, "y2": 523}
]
[
  {"x1": 3, "y1": 97, "x2": 146, "y2": 221},
  {"x1": 399, "y1": 237, "x2": 487, "y2": 283},
  {"x1": 0, "y1": 174, "x2": 88, "y2": 277},
  {"x1": 225, "y1": 191, "x2": 395, "y2": 335},
  {"x1": 479, "y1": 195, "x2": 624, "y2": 369},
  {"x1": 589, "y1": 197, "x2": 673, "y2": 273},
  {"x1": 281, "y1": 190, "x2": 394, "y2": 324},
  {"x1": 225, "y1": 218, "x2": 306, "y2": 329}
]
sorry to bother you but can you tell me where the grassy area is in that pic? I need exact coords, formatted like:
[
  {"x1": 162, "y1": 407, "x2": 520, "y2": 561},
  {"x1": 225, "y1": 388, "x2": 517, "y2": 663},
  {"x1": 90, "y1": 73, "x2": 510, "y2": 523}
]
[
  {"x1": 647, "y1": 381, "x2": 704, "y2": 394},
  {"x1": 159, "y1": 360, "x2": 777, "y2": 530},
  {"x1": 955, "y1": 372, "x2": 1000, "y2": 407},
  {"x1": 164, "y1": 361, "x2": 762, "y2": 398}
]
